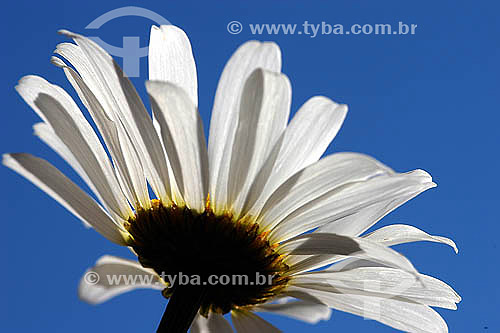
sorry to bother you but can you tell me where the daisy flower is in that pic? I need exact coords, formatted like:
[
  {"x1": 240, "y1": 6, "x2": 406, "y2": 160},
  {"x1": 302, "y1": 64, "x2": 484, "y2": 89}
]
[{"x1": 3, "y1": 25, "x2": 460, "y2": 332}]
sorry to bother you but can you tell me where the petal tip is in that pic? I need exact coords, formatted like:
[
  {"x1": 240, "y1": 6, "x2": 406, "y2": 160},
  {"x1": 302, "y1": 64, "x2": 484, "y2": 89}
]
[
  {"x1": 2, "y1": 153, "x2": 13, "y2": 167},
  {"x1": 50, "y1": 56, "x2": 65, "y2": 68},
  {"x1": 58, "y1": 29, "x2": 78, "y2": 38}
]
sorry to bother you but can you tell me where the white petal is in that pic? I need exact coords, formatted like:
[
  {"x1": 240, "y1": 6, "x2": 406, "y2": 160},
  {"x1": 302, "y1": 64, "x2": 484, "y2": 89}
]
[
  {"x1": 33, "y1": 122, "x2": 91, "y2": 228},
  {"x1": 149, "y1": 25, "x2": 197, "y2": 106},
  {"x1": 243, "y1": 96, "x2": 348, "y2": 217},
  {"x1": 287, "y1": 285, "x2": 449, "y2": 333},
  {"x1": 52, "y1": 58, "x2": 150, "y2": 210},
  {"x1": 294, "y1": 267, "x2": 461, "y2": 309},
  {"x1": 255, "y1": 153, "x2": 391, "y2": 233},
  {"x1": 254, "y1": 300, "x2": 331, "y2": 324},
  {"x1": 78, "y1": 255, "x2": 164, "y2": 305},
  {"x1": 208, "y1": 41, "x2": 281, "y2": 213},
  {"x1": 317, "y1": 187, "x2": 435, "y2": 237},
  {"x1": 231, "y1": 310, "x2": 281, "y2": 333},
  {"x1": 3, "y1": 153, "x2": 128, "y2": 245},
  {"x1": 271, "y1": 170, "x2": 435, "y2": 242},
  {"x1": 190, "y1": 312, "x2": 233, "y2": 333},
  {"x1": 147, "y1": 25, "x2": 198, "y2": 193},
  {"x1": 279, "y1": 233, "x2": 418, "y2": 276},
  {"x1": 146, "y1": 81, "x2": 208, "y2": 211},
  {"x1": 362, "y1": 224, "x2": 458, "y2": 253},
  {"x1": 227, "y1": 69, "x2": 291, "y2": 216},
  {"x1": 57, "y1": 31, "x2": 171, "y2": 202},
  {"x1": 16, "y1": 75, "x2": 132, "y2": 219},
  {"x1": 286, "y1": 254, "x2": 342, "y2": 276},
  {"x1": 286, "y1": 222, "x2": 456, "y2": 276},
  {"x1": 33, "y1": 123, "x2": 91, "y2": 198}
]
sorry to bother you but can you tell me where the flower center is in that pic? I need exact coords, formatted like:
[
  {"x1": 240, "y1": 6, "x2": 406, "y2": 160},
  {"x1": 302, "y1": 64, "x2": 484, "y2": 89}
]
[{"x1": 125, "y1": 200, "x2": 289, "y2": 317}]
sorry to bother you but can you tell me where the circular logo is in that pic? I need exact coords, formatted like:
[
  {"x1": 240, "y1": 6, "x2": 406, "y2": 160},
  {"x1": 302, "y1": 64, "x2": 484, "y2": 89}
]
[
  {"x1": 227, "y1": 21, "x2": 243, "y2": 34},
  {"x1": 84, "y1": 271, "x2": 100, "y2": 285}
]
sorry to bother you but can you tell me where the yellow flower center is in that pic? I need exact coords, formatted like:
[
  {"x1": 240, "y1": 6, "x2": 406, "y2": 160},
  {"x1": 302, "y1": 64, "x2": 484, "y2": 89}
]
[{"x1": 125, "y1": 200, "x2": 289, "y2": 318}]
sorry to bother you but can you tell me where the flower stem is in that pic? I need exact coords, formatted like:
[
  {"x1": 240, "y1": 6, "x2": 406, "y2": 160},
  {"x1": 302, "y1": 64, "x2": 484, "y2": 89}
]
[{"x1": 156, "y1": 285, "x2": 207, "y2": 333}]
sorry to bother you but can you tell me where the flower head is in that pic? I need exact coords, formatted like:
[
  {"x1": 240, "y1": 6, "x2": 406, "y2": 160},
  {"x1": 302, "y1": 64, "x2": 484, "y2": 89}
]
[{"x1": 4, "y1": 25, "x2": 460, "y2": 332}]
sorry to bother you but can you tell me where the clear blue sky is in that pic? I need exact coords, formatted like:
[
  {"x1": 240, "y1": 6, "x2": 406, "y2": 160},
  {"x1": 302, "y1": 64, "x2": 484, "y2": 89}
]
[{"x1": 1, "y1": 0, "x2": 497, "y2": 332}]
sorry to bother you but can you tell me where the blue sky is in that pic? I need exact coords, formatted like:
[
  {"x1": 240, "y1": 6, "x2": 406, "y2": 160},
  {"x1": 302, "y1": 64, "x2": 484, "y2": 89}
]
[{"x1": 1, "y1": 0, "x2": 497, "y2": 332}]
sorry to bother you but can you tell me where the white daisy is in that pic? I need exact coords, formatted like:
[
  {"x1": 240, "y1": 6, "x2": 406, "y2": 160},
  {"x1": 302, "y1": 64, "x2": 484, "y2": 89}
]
[{"x1": 3, "y1": 25, "x2": 460, "y2": 332}]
